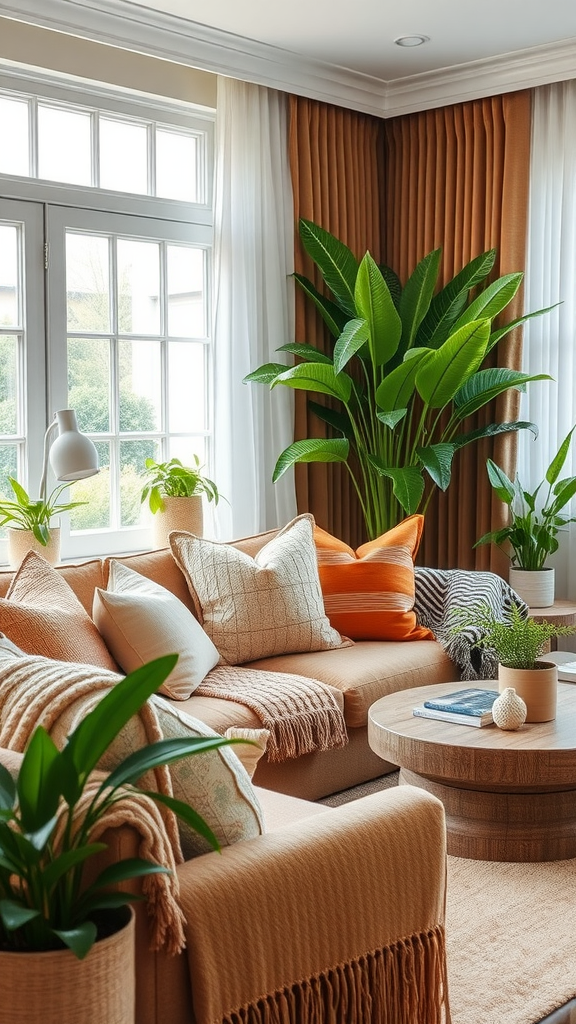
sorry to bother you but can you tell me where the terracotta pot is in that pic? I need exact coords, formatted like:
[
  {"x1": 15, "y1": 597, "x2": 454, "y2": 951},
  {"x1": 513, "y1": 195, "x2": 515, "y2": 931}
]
[
  {"x1": 498, "y1": 662, "x2": 558, "y2": 723},
  {"x1": 6, "y1": 526, "x2": 61, "y2": 568},
  {"x1": 152, "y1": 495, "x2": 203, "y2": 549},
  {"x1": 0, "y1": 905, "x2": 135, "y2": 1024},
  {"x1": 509, "y1": 566, "x2": 555, "y2": 609}
]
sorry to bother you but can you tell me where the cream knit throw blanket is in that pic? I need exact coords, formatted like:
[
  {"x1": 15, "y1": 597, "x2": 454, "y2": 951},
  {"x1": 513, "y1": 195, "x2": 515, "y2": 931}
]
[
  {"x1": 0, "y1": 654, "x2": 186, "y2": 954},
  {"x1": 196, "y1": 665, "x2": 348, "y2": 762}
]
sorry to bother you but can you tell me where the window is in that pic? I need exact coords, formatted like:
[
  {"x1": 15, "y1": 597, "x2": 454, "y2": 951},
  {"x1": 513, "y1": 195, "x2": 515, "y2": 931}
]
[{"x1": 0, "y1": 72, "x2": 214, "y2": 563}]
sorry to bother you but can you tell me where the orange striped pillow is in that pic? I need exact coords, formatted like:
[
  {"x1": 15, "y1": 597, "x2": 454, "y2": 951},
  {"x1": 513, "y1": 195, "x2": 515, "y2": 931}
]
[{"x1": 314, "y1": 515, "x2": 433, "y2": 642}]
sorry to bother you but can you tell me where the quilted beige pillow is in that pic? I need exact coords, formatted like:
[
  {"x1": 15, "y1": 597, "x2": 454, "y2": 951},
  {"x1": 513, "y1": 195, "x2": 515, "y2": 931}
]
[
  {"x1": 0, "y1": 551, "x2": 118, "y2": 670},
  {"x1": 92, "y1": 561, "x2": 220, "y2": 700},
  {"x1": 170, "y1": 513, "x2": 344, "y2": 665}
]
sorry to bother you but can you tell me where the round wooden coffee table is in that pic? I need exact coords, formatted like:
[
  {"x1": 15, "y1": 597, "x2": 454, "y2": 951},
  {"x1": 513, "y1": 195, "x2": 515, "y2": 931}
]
[{"x1": 368, "y1": 681, "x2": 576, "y2": 862}]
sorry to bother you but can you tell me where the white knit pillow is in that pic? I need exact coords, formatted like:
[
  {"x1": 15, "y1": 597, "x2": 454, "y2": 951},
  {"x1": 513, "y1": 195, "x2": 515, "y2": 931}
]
[
  {"x1": 170, "y1": 514, "x2": 344, "y2": 665},
  {"x1": 92, "y1": 561, "x2": 220, "y2": 700}
]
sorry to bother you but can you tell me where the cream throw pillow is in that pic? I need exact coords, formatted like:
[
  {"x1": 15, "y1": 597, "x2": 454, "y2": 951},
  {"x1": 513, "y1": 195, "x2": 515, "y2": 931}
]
[
  {"x1": 170, "y1": 514, "x2": 344, "y2": 665},
  {"x1": 92, "y1": 561, "x2": 220, "y2": 700}
]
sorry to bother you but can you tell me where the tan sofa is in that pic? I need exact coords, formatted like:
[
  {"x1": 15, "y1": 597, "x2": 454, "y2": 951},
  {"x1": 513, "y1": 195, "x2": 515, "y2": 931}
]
[{"x1": 0, "y1": 535, "x2": 457, "y2": 800}]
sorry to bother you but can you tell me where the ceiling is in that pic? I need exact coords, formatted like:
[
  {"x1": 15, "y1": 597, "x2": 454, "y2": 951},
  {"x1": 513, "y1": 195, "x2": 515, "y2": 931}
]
[{"x1": 118, "y1": 0, "x2": 576, "y2": 83}]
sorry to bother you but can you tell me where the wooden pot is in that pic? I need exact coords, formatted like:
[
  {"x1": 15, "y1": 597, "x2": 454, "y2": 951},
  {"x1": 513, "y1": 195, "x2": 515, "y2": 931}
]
[
  {"x1": 0, "y1": 906, "x2": 135, "y2": 1024},
  {"x1": 498, "y1": 662, "x2": 558, "y2": 723},
  {"x1": 6, "y1": 526, "x2": 61, "y2": 568},
  {"x1": 152, "y1": 495, "x2": 203, "y2": 549},
  {"x1": 509, "y1": 566, "x2": 555, "y2": 609}
]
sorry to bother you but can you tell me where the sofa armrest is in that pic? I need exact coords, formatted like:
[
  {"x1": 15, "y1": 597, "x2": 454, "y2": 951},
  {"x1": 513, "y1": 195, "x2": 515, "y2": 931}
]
[{"x1": 178, "y1": 785, "x2": 448, "y2": 1024}]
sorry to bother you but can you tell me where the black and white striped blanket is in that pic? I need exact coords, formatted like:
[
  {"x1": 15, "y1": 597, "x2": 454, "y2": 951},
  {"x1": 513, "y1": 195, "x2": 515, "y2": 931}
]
[{"x1": 414, "y1": 567, "x2": 528, "y2": 680}]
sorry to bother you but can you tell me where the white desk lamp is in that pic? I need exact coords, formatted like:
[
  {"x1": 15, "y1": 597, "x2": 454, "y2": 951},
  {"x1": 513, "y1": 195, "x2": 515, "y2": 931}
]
[{"x1": 39, "y1": 409, "x2": 99, "y2": 502}]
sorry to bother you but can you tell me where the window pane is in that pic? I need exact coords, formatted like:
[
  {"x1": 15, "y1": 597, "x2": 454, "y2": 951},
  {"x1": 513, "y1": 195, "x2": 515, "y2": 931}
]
[
  {"x1": 169, "y1": 436, "x2": 206, "y2": 470},
  {"x1": 119, "y1": 439, "x2": 154, "y2": 527},
  {"x1": 0, "y1": 225, "x2": 19, "y2": 327},
  {"x1": 38, "y1": 105, "x2": 91, "y2": 186},
  {"x1": 69, "y1": 441, "x2": 110, "y2": 530},
  {"x1": 156, "y1": 129, "x2": 197, "y2": 201},
  {"x1": 66, "y1": 234, "x2": 110, "y2": 333},
  {"x1": 100, "y1": 117, "x2": 148, "y2": 195},
  {"x1": 68, "y1": 337, "x2": 110, "y2": 433},
  {"x1": 0, "y1": 97, "x2": 29, "y2": 176},
  {"x1": 168, "y1": 342, "x2": 205, "y2": 432},
  {"x1": 117, "y1": 240, "x2": 160, "y2": 335},
  {"x1": 167, "y1": 246, "x2": 204, "y2": 337},
  {"x1": 0, "y1": 336, "x2": 18, "y2": 435},
  {"x1": 119, "y1": 340, "x2": 161, "y2": 432}
]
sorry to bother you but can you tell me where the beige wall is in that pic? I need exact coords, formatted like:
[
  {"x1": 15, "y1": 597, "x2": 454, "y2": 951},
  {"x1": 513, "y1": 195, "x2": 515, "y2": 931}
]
[{"x1": 0, "y1": 16, "x2": 217, "y2": 107}]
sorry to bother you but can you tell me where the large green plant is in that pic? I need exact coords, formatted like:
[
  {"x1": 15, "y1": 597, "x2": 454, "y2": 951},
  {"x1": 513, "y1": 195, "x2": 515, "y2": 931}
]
[
  {"x1": 245, "y1": 219, "x2": 553, "y2": 539},
  {"x1": 0, "y1": 477, "x2": 87, "y2": 545},
  {"x1": 0, "y1": 655, "x2": 240, "y2": 959},
  {"x1": 476, "y1": 426, "x2": 576, "y2": 569}
]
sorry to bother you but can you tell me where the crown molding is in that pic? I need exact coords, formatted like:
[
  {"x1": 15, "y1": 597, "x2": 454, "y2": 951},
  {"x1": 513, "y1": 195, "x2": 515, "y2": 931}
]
[{"x1": 1, "y1": 0, "x2": 576, "y2": 118}]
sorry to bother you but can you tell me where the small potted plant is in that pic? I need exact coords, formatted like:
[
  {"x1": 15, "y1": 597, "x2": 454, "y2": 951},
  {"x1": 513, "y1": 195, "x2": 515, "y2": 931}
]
[
  {"x1": 449, "y1": 602, "x2": 576, "y2": 722},
  {"x1": 140, "y1": 456, "x2": 220, "y2": 548},
  {"x1": 475, "y1": 426, "x2": 576, "y2": 607},
  {"x1": 0, "y1": 477, "x2": 87, "y2": 567},
  {"x1": 0, "y1": 654, "x2": 239, "y2": 1023}
]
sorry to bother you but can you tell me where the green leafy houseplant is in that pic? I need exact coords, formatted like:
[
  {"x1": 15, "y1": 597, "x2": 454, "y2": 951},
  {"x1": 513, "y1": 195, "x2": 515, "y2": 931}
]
[
  {"x1": 475, "y1": 426, "x2": 576, "y2": 569},
  {"x1": 449, "y1": 601, "x2": 576, "y2": 669},
  {"x1": 140, "y1": 457, "x2": 220, "y2": 515},
  {"x1": 0, "y1": 654, "x2": 239, "y2": 959},
  {"x1": 245, "y1": 219, "x2": 553, "y2": 539},
  {"x1": 0, "y1": 477, "x2": 87, "y2": 546}
]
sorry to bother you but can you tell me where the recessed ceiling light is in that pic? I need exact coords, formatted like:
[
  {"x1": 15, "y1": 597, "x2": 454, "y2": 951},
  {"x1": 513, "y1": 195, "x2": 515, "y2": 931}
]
[{"x1": 394, "y1": 34, "x2": 430, "y2": 47}]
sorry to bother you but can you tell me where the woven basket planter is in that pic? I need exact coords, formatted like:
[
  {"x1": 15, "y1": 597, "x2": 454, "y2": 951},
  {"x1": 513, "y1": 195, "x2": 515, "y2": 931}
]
[
  {"x1": 152, "y1": 495, "x2": 203, "y2": 549},
  {"x1": 0, "y1": 906, "x2": 135, "y2": 1024},
  {"x1": 6, "y1": 526, "x2": 61, "y2": 568}
]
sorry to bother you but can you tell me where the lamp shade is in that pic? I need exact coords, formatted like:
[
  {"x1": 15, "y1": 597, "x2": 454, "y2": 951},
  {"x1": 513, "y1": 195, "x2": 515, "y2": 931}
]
[{"x1": 49, "y1": 410, "x2": 99, "y2": 482}]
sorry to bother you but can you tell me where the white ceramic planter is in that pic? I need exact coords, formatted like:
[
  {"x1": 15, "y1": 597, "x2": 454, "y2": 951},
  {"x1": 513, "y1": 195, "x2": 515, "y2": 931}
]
[
  {"x1": 498, "y1": 662, "x2": 558, "y2": 723},
  {"x1": 6, "y1": 526, "x2": 61, "y2": 568},
  {"x1": 509, "y1": 566, "x2": 555, "y2": 609},
  {"x1": 152, "y1": 495, "x2": 203, "y2": 549}
]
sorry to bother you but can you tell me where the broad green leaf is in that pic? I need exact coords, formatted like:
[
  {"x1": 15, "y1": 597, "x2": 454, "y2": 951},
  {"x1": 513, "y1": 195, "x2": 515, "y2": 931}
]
[
  {"x1": 243, "y1": 363, "x2": 289, "y2": 385},
  {"x1": 0, "y1": 899, "x2": 41, "y2": 931},
  {"x1": 378, "y1": 263, "x2": 402, "y2": 308},
  {"x1": 416, "y1": 319, "x2": 490, "y2": 408},
  {"x1": 104, "y1": 736, "x2": 240, "y2": 791},
  {"x1": 416, "y1": 443, "x2": 456, "y2": 490},
  {"x1": 333, "y1": 318, "x2": 370, "y2": 374},
  {"x1": 486, "y1": 303, "x2": 560, "y2": 352},
  {"x1": 272, "y1": 363, "x2": 353, "y2": 403},
  {"x1": 25, "y1": 814, "x2": 59, "y2": 853},
  {"x1": 354, "y1": 252, "x2": 401, "y2": 366},
  {"x1": 0, "y1": 763, "x2": 15, "y2": 811},
  {"x1": 486, "y1": 459, "x2": 515, "y2": 504},
  {"x1": 143, "y1": 790, "x2": 220, "y2": 851},
  {"x1": 367, "y1": 457, "x2": 425, "y2": 514},
  {"x1": 87, "y1": 858, "x2": 168, "y2": 892},
  {"x1": 376, "y1": 408, "x2": 407, "y2": 429},
  {"x1": 63, "y1": 655, "x2": 178, "y2": 796},
  {"x1": 548, "y1": 477, "x2": 576, "y2": 516},
  {"x1": 375, "y1": 349, "x2": 430, "y2": 412},
  {"x1": 55, "y1": 921, "x2": 97, "y2": 960},
  {"x1": 292, "y1": 274, "x2": 349, "y2": 337},
  {"x1": 17, "y1": 727, "x2": 60, "y2": 833},
  {"x1": 277, "y1": 343, "x2": 332, "y2": 364},
  {"x1": 452, "y1": 273, "x2": 522, "y2": 331},
  {"x1": 299, "y1": 219, "x2": 358, "y2": 316},
  {"x1": 272, "y1": 438, "x2": 349, "y2": 482},
  {"x1": 454, "y1": 368, "x2": 551, "y2": 419},
  {"x1": 546, "y1": 427, "x2": 576, "y2": 485},
  {"x1": 399, "y1": 248, "x2": 442, "y2": 349},
  {"x1": 308, "y1": 400, "x2": 352, "y2": 437},
  {"x1": 41, "y1": 844, "x2": 108, "y2": 891},
  {"x1": 452, "y1": 420, "x2": 538, "y2": 450},
  {"x1": 417, "y1": 249, "x2": 497, "y2": 348},
  {"x1": 7, "y1": 477, "x2": 30, "y2": 506}
]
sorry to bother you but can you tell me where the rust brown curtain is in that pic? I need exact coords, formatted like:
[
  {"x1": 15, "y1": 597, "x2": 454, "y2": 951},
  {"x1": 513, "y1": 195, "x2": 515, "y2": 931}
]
[{"x1": 288, "y1": 90, "x2": 531, "y2": 571}]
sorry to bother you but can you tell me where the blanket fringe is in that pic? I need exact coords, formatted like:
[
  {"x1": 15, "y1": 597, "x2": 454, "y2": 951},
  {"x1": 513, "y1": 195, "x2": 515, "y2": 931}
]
[{"x1": 220, "y1": 926, "x2": 450, "y2": 1024}]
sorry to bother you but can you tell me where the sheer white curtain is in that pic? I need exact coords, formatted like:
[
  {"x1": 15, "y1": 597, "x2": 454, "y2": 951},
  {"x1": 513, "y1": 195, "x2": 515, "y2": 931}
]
[
  {"x1": 212, "y1": 76, "x2": 297, "y2": 540},
  {"x1": 519, "y1": 80, "x2": 576, "y2": 600}
]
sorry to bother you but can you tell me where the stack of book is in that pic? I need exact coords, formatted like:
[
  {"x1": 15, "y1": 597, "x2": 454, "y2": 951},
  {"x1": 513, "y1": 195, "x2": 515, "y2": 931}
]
[{"x1": 413, "y1": 687, "x2": 499, "y2": 727}]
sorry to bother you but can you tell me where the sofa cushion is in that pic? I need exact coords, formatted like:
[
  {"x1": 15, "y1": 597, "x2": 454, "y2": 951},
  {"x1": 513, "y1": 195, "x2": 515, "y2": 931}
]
[
  {"x1": 314, "y1": 516, "x2": 433, "y2": 642},
  {"x1": 247, "y1": 640, "x2": 457, "y2": 729},
  {"x1": 106, "y1": 548, "x2": 197, "y2": 616},
  {"x1": 93, "y1": 561, "x2": 219, "y2": 700},
  {"x1": 170, "y1": 514, "x2": 345, "y2": 665},
  {"x1": 0, "y1": 551, "x2": 118, "y2": 670}
]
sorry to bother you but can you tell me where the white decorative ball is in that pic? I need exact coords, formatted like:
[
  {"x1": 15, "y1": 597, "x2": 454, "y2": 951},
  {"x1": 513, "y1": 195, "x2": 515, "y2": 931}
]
[{"x1": 492, "y1": 687, "x2": 527, "y2": 730}]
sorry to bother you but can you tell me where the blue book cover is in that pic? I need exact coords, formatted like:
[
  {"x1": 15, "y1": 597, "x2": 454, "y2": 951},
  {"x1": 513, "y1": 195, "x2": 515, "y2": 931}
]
[{"x1": 423, "y1": 688, "x2": 499, "y2": 717}]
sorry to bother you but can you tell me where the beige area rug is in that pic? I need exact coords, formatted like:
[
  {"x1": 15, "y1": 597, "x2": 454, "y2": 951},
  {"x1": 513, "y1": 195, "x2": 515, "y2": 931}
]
[{"x1": 320, "y1": 775, "x2": 576, "y2": 1024}]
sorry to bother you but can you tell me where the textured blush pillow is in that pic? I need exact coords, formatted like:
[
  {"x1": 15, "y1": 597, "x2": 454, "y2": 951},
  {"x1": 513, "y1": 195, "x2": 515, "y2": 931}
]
[
  {"x1": 0, "y1": 551, "x2": 118, "y2": 669},
  {"x1": 92, "y1": 560, "x2": 220, "y2": 700},
  {"x1": 170, "y1": 514, "x2": 344, "y2": 665},
  {"x1": 314, "y1": 515, "x2": 434, "y2": 641}
]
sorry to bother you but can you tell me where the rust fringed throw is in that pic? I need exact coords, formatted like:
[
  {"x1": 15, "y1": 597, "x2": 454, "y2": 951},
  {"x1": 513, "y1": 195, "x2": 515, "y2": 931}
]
[{"x1": 196, "y1": 664, "x2": 348, "y2": 762}]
